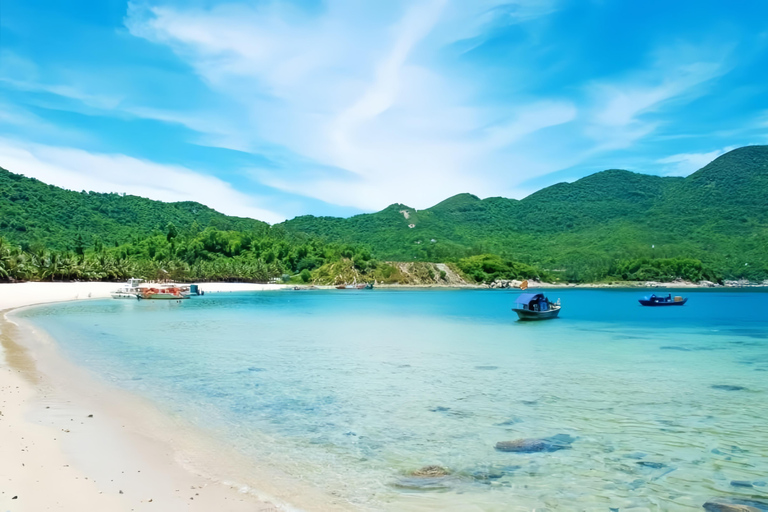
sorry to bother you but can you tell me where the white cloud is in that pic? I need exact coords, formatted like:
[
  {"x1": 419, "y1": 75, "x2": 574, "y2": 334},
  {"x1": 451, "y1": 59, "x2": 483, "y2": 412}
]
[
  {"x1": 656, "y1": 146, "x2": 735, "y2": 176},
  {"x1": 0, "y1": 51, "x2": 124, "y2": 110},
  {"x1": 586, "y1": 45, "x2": 731, "y2": 152},
  {"x1": 124, "y1": 0, "x2": 577, "y2": 210},
  {"x1": 0, "y1": 138, "x2": 284, "y2": 223}
]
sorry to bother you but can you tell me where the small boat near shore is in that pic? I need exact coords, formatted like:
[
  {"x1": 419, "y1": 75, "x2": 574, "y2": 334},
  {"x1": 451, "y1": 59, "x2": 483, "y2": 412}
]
[
  {"x1": 639, "y1": 294, "x2": 687, "y2": 306},
  {"x1": 512, "y1": 293, "x2": 561, "y2": 320},
  {"x1": 111, "y1": 278, "x2": 144, "y2": 299},
  {"x1": 139, "y1": 283, "x2": 191, "y2": 300}
]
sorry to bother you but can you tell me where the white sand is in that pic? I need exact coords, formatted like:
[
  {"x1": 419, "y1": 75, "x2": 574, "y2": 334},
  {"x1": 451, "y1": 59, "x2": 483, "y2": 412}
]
[
  {"x1": 0, "y1": 281, "x2": 287, "y2": 310},
  {"x1": 0, "y1": 281, "x2": 353, "y2": 512}
]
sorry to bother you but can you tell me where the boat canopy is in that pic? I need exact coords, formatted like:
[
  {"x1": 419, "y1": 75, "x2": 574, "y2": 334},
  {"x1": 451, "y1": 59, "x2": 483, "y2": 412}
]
[{"x1": 515, "y1": 293, "x2": 544, "y2": 304}]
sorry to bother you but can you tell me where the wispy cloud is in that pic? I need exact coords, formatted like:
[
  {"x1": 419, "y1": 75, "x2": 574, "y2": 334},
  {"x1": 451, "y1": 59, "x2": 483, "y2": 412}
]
[
  {"x1": 2, "y1": 0, "x2": 764, "y2": 220},
  {"x1": 585, "y1": 45, "x2": 731, "y2": 152},
  {"x1": 656, "y1": 146, "x2": 735, "y2": 176},
  {"x1": 124, "y1": 0, "x2": 579, "y2": 209}
]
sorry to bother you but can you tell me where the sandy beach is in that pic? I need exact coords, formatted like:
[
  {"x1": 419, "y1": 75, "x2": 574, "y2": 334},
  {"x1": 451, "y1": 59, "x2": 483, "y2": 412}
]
[{"x1": 0, "y1": 281, "x2": 354, "y2": 512}]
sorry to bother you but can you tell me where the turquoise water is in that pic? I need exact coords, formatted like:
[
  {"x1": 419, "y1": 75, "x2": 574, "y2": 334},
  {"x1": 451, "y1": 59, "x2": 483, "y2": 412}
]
[{"x1": 20, "y1": 289, "x2": 768, "y2": 510}]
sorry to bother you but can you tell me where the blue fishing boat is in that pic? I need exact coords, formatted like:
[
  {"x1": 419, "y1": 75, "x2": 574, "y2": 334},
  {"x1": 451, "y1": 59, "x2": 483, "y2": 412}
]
[
  {"x1": 638, "y1": 293, "x2": 687, "y2": 306},
  {"x1": 512, "y1": 293, "x2": 561, "y2": 320}
]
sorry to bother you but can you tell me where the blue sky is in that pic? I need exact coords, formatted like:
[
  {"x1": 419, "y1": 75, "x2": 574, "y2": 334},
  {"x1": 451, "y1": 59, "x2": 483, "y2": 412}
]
[{"x1": 1, "y1": 0, "x2": 767, "y2": 223}]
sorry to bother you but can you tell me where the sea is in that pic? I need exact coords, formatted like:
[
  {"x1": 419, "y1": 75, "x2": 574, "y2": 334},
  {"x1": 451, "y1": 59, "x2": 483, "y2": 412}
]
[{"x1": 17, "y1": 288, "x2": 768, "y2": 511}]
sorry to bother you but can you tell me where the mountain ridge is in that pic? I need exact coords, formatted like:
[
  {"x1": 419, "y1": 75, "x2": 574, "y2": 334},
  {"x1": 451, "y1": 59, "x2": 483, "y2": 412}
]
[
  {"x1": 280, "y1": 145, "x2": 768, "y2": 280},
  {"x1": 0, "y1": 166, "x2": 268, "y2": 250},
  {"x1": 1, "y1": 145, "x2": 767, "y2": 280}
]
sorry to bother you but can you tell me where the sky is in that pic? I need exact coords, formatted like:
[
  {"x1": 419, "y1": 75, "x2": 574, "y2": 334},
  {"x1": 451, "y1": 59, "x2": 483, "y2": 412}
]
[{"x1": 1, "y1": 0, "x2": 768, "y2": 223}]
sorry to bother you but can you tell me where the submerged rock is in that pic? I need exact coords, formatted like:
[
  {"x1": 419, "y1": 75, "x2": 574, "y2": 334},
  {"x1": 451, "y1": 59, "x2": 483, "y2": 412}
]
[
  {"x1": 703, "y1": 497, "x2": 768, "y2": 511},
  {"x1": 411, "y1": 465, "x2": 450, "y2": 477},
  {"x1": 494, "y1": 434, "x2": 576, "y2": 453},
  {"x1": 711, "y1": 385, "x2": 747, "y2": 391},
  {"x1": 636, "y1": 461, "x2": 666, "y2": 469},
  {"x1": 495, "y1": 417, "x2": 524, "y2": 426},
  {"x1": 394, "y1": 468, "x2": 454, "y2": 491},
  {"x1": 468, "y1": 465, "x2": 521, "y2": 482},
  {"x1": 392, "y1": 477, "x2": 452, "y2": 491},
  {"x1": 496, "y1": 439, "x2": 546, "y2": 452}
]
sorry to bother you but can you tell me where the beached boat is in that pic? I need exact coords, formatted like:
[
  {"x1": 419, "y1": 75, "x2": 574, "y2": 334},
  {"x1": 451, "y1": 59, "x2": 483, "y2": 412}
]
[
  {"x1": 139, "y1": 284, "x2": 190, "y2": 300},
  {"x1": 639, "y1": 294, "x2": 687, "y2": 306},
  {"x1": 111, "y1": 278, "x2": 144, "y2": 299},
  {"x1": 512, "y1": 293, "x2": 561, "y2": 320}
]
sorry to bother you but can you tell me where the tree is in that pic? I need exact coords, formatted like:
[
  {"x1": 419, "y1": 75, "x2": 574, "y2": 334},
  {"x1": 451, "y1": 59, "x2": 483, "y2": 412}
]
[
  {"x1": 300, "y1": 269, "x2": 312, "y2": 283},
  {"x1": 74, "y1": 233, "x2": 86, "y2": 256},
  {"x1": 166, "y1": 222, "x2": 179, "y2": 242}
]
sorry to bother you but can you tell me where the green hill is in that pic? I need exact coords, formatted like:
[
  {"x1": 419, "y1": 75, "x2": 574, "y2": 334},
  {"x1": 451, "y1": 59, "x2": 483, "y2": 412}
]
[
  {"x1": 2, "y1": 145, "x2": 767, "y2": 283},
  {"x1": 0, "y1": 166, "x2": 268, "y2": 250},
  {"x1": 282, "y1": 146, "x2": 768, "y2": 281}
]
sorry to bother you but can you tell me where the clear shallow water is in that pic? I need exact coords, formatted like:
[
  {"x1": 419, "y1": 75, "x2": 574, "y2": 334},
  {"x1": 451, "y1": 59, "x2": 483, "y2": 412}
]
[{"x1": 20, "y1": 289, "x2": 768, "y2": 511}]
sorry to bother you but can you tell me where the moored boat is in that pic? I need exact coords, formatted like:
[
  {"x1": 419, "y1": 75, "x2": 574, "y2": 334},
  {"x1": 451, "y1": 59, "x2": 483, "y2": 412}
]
[
  {"x1": 139, "y1": 284, "x2": 190, "y2": 300},
  {"x1": 639, "y1": 294, "x2": 687, "y2": 306},
  {"x1": 111, "y1": 278, "x2": 144, "y2": 299},
  {"x1": 512, "y1": 293, "x2": 561, "y2": 320}
]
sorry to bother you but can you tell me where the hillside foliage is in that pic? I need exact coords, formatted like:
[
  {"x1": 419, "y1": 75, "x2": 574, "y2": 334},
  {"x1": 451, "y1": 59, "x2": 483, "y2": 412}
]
[
  {"x1": 2, "y1": 146, "x2": 767, "y2": 284},
  {"x1": 282, "y1": 146, "x2": 768, "y2": 281},
  {"x1": 0, "y1": 166, "x2": 267, "y2": 250}
]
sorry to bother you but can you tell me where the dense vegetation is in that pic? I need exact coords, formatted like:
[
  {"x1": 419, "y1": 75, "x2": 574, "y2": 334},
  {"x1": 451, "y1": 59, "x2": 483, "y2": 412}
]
[
  {"x1": 2, "y1": 146, "x2": 766, "y2": 284},
  {"x1": 282, "y1": 146, "x2": 768, "y2": 281},
  {"x1": 454, "y1": 254, "x2": 546, "y2": 283},
  {"x1": 0, "y1": 225, "x2": 379, "y2": 284},
  {"x1": 0, "y1": 166, "x2": 267, "y2": 251}
]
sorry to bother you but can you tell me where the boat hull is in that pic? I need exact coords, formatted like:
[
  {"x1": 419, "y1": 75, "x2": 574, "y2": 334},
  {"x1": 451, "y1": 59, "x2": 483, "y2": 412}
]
[
  {"x1": 638, "y1": 298, "x2": 687, "y2": 306},
  {"x1": 111, "y1": 293, "x2": 138, "y2": 299},
  {"x1": 512, "y1": 307, "x2": 561, "y2": 320},
  {"x1": 143, "y1": 293, "x2": 190, "y2": 300}
]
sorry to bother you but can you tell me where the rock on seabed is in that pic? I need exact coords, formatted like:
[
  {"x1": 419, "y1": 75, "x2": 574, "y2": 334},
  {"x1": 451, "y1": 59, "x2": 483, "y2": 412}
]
[
  {"x1": 703, "y1": 497, "x2": 768, "y2": 511},
  {"x1": 411, "y1": 465, "x2": 450, "y2": 477},
  {"x1": 494, "y1": 434, "x2": 576, "y2": 453}
]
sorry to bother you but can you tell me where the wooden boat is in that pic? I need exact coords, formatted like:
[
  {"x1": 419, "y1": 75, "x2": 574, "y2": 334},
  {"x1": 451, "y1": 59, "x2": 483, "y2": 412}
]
[
  {"x1": 139, "y1": 284, "x2": 190, "y2": 300},
  {"x1": 512, "y1": 293, "x2": 561, "y2": 320},
  {"x1": 639, "y1": 294, "x2": 687, "y2": 306},
  {"x1": 335, "y1": 283, "x2": 374, "y2": 289}
]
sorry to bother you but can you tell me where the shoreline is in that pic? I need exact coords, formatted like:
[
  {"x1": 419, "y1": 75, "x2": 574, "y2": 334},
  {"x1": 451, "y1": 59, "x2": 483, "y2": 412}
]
[
  {"x1": 0, "y1": 282, "x2": 354, "y2": 512},
  {"x1": 2, "y1": 282, "x2": 767, "y2": 511},
  {"x1": 370, "y1": 281, "x2": 768, "y2": 289}
]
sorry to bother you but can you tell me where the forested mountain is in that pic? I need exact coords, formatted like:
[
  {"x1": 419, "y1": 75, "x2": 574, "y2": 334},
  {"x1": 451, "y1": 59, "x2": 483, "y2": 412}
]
[
  {"x1": 1, "y1": 146, "x2": 766, "y2": 283},
  {"x1": 0, "y1": 166, "x2": 267, "y2": 250},
  {"x1": 282, "y1": 146, "x2": 768, "y2": 281}
]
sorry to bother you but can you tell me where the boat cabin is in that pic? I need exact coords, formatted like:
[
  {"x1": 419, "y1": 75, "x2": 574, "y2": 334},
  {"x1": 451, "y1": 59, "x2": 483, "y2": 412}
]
[{"x1": 515, "y1": 293, "x2": 553, "y2": 312}]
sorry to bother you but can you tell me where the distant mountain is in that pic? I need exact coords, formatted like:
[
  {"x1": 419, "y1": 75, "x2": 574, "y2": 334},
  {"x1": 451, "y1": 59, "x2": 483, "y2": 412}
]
[
  {"x1": 282, "y1": 146, "x2": 768, "y2": 280},
  {"x1": 0, "y1": 167, "x2": 268, "y2": 250}
]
